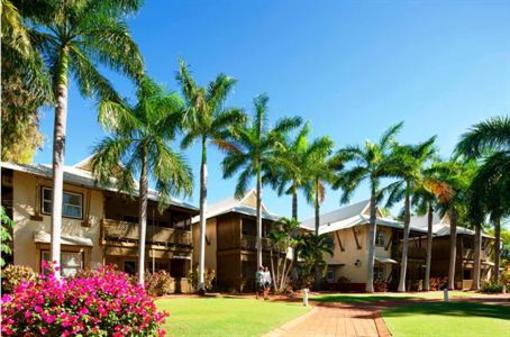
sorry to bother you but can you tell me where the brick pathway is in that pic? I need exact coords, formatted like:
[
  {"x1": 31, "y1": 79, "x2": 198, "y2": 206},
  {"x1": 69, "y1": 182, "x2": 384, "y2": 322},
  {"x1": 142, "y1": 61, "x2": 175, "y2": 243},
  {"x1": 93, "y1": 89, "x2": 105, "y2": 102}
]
[{"x1": 263, "y1": 304, "x2": 385, "y2": 337}]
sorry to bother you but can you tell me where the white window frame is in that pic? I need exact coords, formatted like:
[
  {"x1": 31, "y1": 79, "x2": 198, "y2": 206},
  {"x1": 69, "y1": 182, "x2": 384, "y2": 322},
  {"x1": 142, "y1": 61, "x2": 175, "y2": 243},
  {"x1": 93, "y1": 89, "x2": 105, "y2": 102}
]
[
  {"x1": 41, "y1": 250, "x2": 84, "y2": 277},
  {"x1": 41, "y1": 187, "x2": 83, "y2": 219}
]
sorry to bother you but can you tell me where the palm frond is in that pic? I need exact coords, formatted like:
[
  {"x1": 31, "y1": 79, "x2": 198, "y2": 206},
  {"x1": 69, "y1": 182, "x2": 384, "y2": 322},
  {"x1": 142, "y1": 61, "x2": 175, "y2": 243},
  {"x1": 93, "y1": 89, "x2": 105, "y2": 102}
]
[{"x1": 455, "y1": 116, "x2": 510, "y2": 158}]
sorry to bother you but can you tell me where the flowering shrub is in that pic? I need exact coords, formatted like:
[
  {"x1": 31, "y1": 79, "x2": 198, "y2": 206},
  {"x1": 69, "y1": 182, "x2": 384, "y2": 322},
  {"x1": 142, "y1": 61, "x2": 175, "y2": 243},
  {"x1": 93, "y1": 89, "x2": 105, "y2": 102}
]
[
  {"x1": 1, "y1": 264, "x2": 36, "y2": 293},
  {"x1": 145, "y1": 271, "x2": 174, "y2": 297},
  {"x1": 1, "y1": 263, "x2": 168, "y2": 336}
]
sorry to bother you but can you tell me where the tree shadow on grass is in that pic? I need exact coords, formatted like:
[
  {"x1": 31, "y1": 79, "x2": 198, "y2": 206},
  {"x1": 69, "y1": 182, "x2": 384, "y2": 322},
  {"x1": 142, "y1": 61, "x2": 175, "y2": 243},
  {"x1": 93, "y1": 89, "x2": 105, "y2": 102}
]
[{"x1": 383, "y1": 302, "x2": 510, "y2": 320}]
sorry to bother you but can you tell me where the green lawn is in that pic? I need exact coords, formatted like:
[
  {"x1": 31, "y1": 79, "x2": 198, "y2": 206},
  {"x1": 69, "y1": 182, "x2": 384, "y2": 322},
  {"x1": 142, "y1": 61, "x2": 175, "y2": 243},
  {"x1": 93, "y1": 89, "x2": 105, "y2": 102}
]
[
  {"x1": 382, "y1": 302, "x2": 510, "y2": 337},
  {"x1": 311, "y1": 291, "x2": 479, "y2": 304},
  {"x1": 156, "y1": 297, "x2": 310, "y2": 337}
]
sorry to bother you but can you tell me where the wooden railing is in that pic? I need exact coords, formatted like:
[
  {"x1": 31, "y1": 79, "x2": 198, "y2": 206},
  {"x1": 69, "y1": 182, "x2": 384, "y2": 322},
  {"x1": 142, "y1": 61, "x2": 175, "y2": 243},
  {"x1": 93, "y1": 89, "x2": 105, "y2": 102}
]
[
  {"x1": 240, "y1": 234, "x2": 287, "y2": 253},
  {"x1": 101, "y1": 218, "x2": 192, "y2": 246},
  {"x1": 392, "y1": 246, "x2": 427, "y2": 259},
  {"x1": 462, "y1": 248, "x2": 489, "y2": 261}
]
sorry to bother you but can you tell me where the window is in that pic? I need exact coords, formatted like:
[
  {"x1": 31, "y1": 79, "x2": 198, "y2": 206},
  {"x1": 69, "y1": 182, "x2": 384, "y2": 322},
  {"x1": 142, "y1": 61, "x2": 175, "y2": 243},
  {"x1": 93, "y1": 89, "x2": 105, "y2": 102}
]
[
  {"x1": 463, "y1": 268, "x2": 472, "y2": 280},
  {"x1": 124, "y1": 260, "x2": 137, "y2": 275},
  {"x1": 376, "y1": 231, "x2": 385, "y2": 247},
  {"x1": 41, "y1": 250, "x2": 83, "y2": 277},
  {"x1": 326, "y1": 269, "x2": 335, "y2": 282},
  {"x1": 42, "y1": 187, "x2": 83, "y2": 219}
]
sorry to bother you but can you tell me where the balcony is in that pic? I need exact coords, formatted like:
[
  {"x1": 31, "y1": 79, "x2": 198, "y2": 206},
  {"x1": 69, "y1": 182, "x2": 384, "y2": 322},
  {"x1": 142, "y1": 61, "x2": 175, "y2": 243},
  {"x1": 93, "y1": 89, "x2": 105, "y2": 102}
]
[
  {"x1": 462, "y1": 248, "x2": 489, "y2": 261},
  {"x1": 240, "y1": 234, "x2": 287, "y2": 253},
  {"x1": 101, "y1": 218, "x2": 192, "y2": 248},
  {"x1": 392, "y1": 246, "x2": 427, "y2": 260}
]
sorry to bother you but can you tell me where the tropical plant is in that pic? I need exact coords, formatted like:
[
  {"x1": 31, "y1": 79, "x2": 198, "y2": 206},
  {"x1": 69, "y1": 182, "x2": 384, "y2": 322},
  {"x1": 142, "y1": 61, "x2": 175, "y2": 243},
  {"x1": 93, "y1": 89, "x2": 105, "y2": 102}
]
[
  {"x1": 295, "y1": 232, "x2": 334, "y2": 289},
  {"x1": 92, "y1": 76, "x2": 193, "y2": 285},
  {"x1": 19, "y1": 0, "x2": 144, "y2": 275},
  {"x1": 268, "y1": 122, "x2": 312, "y2": 220},
  {"x1": 1, "y1": 265, "x2": 36, "y2": 293},
  {"x1": 176, "y1": 60, "x2": 245, "y2": 292},
  {"x1": 0, "y1": 207, "x2": 14, "y2": 267},
  {"x1": 411, "y1": 161, "x2": 442, "y2": 291},
  {"x1": 456, "y1": 116, "x2": 510, "y2": 284},
  {"x1": 267, "y1": 217, "x2": 301, "y2": 293},
  {"x1": 1, "y1": 264, "x2": 168, "y2": 336},
  {"x1": 219, "y1": 94, "x2": 301, "y2": 267},
  {"x1": 426, "y1": 159, "x2": 478, "y2": 290},
  {"x1": 1, "y1": 0, "x2": 50, "y2": 163},
  {"x1": 385, "y1": 137, "x2": 437, "y2": 292},
  {"x1": 333, "y1": 123, "x2": 403, "y2": 292},
  {"x1": 305, "y1": 136, "x2": 341, "y2": 236}
]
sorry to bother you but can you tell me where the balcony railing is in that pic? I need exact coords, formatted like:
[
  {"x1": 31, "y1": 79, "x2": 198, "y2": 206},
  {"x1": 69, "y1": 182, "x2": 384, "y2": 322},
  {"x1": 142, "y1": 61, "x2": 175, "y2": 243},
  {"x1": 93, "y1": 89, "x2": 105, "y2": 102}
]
[
  {"x1": 392, "y1": 246, "x2": 427, "y2": 260},
  {"x1": 240, "y1": 234, "x2": 287, "y2": 253},
  {"x1": 462, "y1": 248, "x2": 489, "y2": 261},
  {"x1": 101, "y1": 218, "x2": 192, "y2": 247}
]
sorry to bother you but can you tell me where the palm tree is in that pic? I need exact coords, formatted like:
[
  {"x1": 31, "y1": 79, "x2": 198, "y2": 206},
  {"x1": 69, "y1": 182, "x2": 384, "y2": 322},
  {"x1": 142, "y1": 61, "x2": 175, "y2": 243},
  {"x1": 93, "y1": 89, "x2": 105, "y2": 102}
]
[
  {"x1": 456, "y1": 116, "x2": 510, "y2": 284},
  {"x1": 267, "y1": 217, "x2": 301, "y2": 293},
  {"x1": 385, "y1": 137, "x2": 436, "y2": 292},
  {"x1": 411, "y1": 162, "x2": 442, "y2": 291},
  {"x1": 92, "y1": 76, "x2": 193, "y2": 285},
  {"x1": 296, "y1": 232, "x2": 334, "y2": 288},
  {"x1": 269, "y1": 122, "x2": 312, "y2": 220},
  {"x1": 427, "y1": 160, "x2": 477, "y2": 290},
  {"x1": 22, "y1": 0, "x2": 144, "y2": 275},
  {"x1": 176, "y1": 60, "x2": 245, "y2": 292},
  {"x1": 306, "y1": 136, "x2": 340, "y2": 236},
  {"x1": 219, "y1": 94, "x2": 302, "y2": 267},
  {"x1": 334, "y1": 123, "x2": 403, "y2": 292}
]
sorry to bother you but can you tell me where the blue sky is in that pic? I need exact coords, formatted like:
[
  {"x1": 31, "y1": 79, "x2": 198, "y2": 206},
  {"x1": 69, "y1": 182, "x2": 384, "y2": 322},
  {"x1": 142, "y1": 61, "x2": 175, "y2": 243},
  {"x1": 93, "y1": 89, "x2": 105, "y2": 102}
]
[{"x1": 34, "y1": 0, "x2": 510, "y2": 221}]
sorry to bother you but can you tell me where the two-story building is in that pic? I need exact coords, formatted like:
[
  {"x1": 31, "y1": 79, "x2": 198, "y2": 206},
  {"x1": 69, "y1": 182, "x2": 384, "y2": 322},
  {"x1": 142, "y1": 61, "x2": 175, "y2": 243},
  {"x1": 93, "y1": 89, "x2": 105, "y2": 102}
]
[
  {"x1": 191, "y1": 190, "x2": 282, "y2": 292},
  {"x1": 409, "y1": 212, "x2": 495, "y2": 290},
  {"x1": 300, "y1": 200, "x2": 427, "y2": 291},
  {"x1": 1, "y1": 159, "x2": 198, "y2": 292},
  {"x1": 301, "y1": 200, "x2": 496, "y2": 291}
]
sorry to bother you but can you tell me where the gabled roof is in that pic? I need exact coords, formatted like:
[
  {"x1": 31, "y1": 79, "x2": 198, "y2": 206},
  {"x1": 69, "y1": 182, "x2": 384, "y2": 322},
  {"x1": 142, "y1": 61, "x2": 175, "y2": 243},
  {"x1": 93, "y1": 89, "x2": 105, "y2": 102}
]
[
  {"x1": 191, "y1": 189, "x2": 280, "y2": 223},
  {"x1": 300, "y1": 200, "x2": 427, "y2": 235},
  {"x1": 410, "y1": 212, "x2": 493, "y2": 238},
  {"x1": 1, "y1": 161, "x2": 198, "y2": 211}
]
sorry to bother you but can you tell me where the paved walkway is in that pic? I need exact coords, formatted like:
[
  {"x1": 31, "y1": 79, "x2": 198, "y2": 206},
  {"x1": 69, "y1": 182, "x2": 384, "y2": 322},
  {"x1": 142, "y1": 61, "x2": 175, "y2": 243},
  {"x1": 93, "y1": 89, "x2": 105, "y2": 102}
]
[{"x1": 263, "y1": 304, "x2": 387, "y2": 337}]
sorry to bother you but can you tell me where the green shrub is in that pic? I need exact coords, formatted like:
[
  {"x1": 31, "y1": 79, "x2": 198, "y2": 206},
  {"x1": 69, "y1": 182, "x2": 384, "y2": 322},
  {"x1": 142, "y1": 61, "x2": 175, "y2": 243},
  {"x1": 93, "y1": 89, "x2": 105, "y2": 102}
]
[
  {"x1": 1, "y1": 265, "x2": 36, "y2": 293},
  {"x1": 481, "y1": 281, "x2": 503, "y2": 293},
  {"x1": 189, "y1": 266, "x2": 215, "y2": 291},
  {"x1": 145, "y1": 270, "x2": 174, "y2": 296}
]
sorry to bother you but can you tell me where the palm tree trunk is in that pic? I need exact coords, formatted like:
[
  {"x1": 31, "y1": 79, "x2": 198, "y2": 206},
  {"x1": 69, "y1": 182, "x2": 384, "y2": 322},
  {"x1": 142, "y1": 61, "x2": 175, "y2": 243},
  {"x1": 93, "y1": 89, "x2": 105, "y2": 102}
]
[
  {"x1": 198, "y1": 136, "x2": 208, "y2": 293},
  {"x1": 398, "y1": 185, "x2": 411, "y2": 292},
  {"x1": 137, "y1": 149, "x2": 148, "y2": 285},
  {"x1": 256, "y1": 165, "x2": 263, "y2": 268},
  {"x1": 292, "y1": 189, "x2": 298, "y2": 221},
  {"x1": 270, "y1": 249, "x2": 277, "y2": 290},
  {"x1": 472, "y1": 221, "x2": 482, "y2": 290},
  {"x1": 314, "y1": 178, "x2": 320, "y2": 236},
  {"x1": 448, "y1": 208, "x2": 458, "y2": 290},
  {"x1": 494, "y1": 217, "x2": 501, "y2": 283},
  {"x1": 424, "y1": 202, "x2": 433, "y2": 291},
  {"x1": 366, "y1": 186, "x2": 377, "y2": 293},
  {"x1": 50, "y1": 47, "x2": 70, "y2": 278}
]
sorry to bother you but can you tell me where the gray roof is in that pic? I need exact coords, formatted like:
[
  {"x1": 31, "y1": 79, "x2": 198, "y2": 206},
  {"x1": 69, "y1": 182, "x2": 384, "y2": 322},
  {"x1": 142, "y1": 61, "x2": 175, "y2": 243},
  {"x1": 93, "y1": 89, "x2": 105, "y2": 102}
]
[
  {"x1": 191, "y1": 189, "x2": 281, "y2": 223},
  {"x1": 300, "y1": 200, "x2": 428, "y2": 235},
  {"x1": 410, "y1": 212, "x2": 493, "y2": 238},
  {"x1": 1, "y1": 161, "x2": 198, "y2": 211}
]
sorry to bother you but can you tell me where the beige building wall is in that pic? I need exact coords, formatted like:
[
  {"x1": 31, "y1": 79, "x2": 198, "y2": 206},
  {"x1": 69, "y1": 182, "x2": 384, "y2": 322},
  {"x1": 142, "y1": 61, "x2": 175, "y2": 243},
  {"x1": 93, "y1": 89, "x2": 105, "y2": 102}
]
[
  {"x1": 327, "y1": 224, "x2": 394, "y2": 283},
  {"x1": 192, "y1": 218, "x2": 217, "y2": 272},
  {"x1": 12, "y1": 171, "x2": 104, "y2": 272}
]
